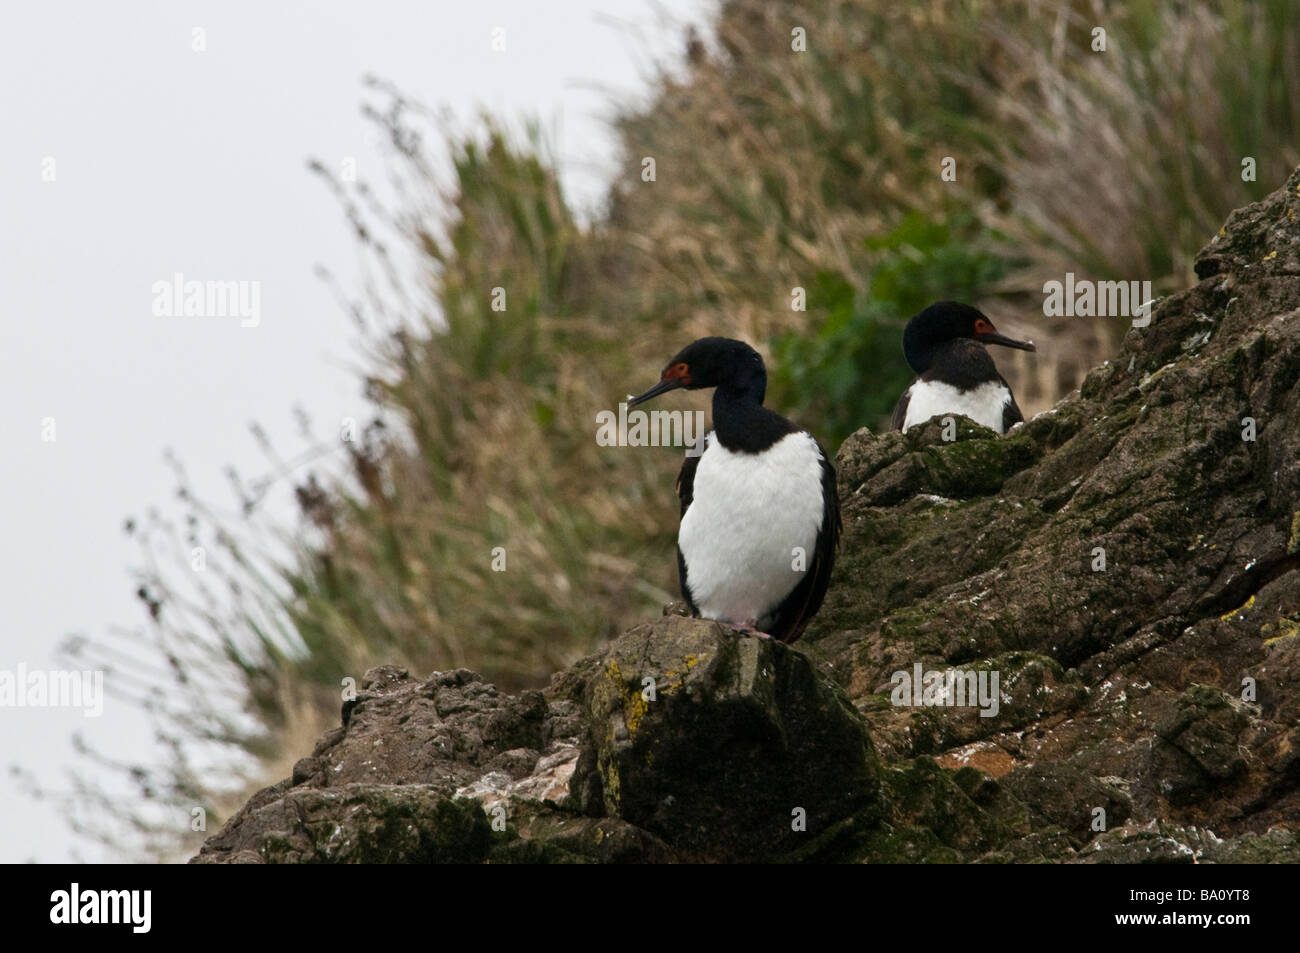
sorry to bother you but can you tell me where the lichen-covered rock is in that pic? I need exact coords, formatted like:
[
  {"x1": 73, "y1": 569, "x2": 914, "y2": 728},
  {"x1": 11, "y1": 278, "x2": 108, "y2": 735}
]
[
  {"x1": 1000, "y1": 762, "x2": 1132, "y2": 847},
  {"x1": 573, "y1": 617, "x2": 881, "y2": 861},
  {"x1": 808, "y1": 166, "x2": 1300, "y2": 860},
  {"x1": 191, "y1": 664, "x2": 670, "y2": 863},
  {"x1": 194, "y1": 168, "x2": 1300, "y2": 864}
]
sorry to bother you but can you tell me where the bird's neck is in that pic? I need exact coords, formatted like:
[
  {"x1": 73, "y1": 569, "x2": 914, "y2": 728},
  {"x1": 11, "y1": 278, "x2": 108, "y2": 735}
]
[
  {"x1": 711, "y1": 386, "x2": 791, "y2": 453},
  {"x1": 924, "y1": 339, "x2": 999, "y2": 390}
]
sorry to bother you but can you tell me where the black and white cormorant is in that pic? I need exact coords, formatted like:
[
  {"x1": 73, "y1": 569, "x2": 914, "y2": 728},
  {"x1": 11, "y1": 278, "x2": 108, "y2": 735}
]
[
  {"x1": 891, "y1": 301, "x2": 1036, "y2": 434},
  {"x1": 628, "y1": 337, "x2": 840, "y2": 643}
]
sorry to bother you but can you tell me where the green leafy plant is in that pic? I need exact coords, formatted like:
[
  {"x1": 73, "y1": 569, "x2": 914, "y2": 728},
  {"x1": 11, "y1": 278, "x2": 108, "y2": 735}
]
[{"x1": 772, "y1": 212, "x2": 1013, "y2": 447}]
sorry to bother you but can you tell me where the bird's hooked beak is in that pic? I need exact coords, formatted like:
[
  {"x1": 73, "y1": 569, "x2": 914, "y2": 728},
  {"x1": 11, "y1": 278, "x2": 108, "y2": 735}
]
[
  {"x1": 627, "y1": 363, "x2": 691, "y2": 407},
  {"x1": 979, "y1": 329, "x2": 1037, "y2": 352}
]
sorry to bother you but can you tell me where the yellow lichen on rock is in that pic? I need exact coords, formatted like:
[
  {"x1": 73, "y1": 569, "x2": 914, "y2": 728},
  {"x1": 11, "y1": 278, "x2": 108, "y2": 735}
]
[{"x1": 1220, "y1": 594, "x2": 1256, "y2": 621}]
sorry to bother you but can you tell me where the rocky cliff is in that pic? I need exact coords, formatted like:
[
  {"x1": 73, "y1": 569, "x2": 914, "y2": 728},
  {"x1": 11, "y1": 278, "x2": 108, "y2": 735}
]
[{"x1": 192, "y1": 170, "x2": 1300, "y2": 864}]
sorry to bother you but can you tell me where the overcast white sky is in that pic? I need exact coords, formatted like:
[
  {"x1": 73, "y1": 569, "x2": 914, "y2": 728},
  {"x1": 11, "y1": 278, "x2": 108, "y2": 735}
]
[{"x1": 0, "y1": 0, "x2": 710, "y2": 862}]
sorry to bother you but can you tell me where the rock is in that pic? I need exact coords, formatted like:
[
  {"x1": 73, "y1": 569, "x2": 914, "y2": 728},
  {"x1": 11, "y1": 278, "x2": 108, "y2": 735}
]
[
  {"x1": 191, "y1": 663, "x2": 668, "y2": 863},
  {"x1": 574, "y1": 617, "x2": 881, "y2": 861},
  {"x1": 1001, "y1": 762, "x2": 1132, "y2": 846},
  {"x1": 194, "y1": 169, "x2": 1300, "y2": 863},
  {"x1": 810, "y1": 167, "x2": 1300, "y2": 859},
  {"x1": 1072, "y1": 820, "x2": 1221, "y2": 864}
]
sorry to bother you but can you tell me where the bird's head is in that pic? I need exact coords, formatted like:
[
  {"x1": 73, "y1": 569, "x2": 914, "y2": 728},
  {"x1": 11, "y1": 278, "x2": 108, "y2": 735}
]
[
  {"x1": 627, "y1": 337, "x2": 766, "y2": 407},
  {"x1": 903, "y1": 301, "x2": 1036, "y2": 373}
]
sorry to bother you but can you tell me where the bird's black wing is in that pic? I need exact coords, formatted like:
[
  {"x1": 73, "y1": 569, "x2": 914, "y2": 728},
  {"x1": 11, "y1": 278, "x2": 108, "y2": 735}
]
[
  {"x1": 675, "y1": 451, "x2": 700, "y2": 518},
  {"x1": 768, "y1": 440, "x2": 841, "y2": 643},
  {"x1": 675, "y1": 450, "x2": 701, "y2": 615},
  {"x1": 1000, "y1": 373, "x2": 1024, "y2": 432},
  {"x1": 891, "y1": 381, "x2": 914, "y2": 431}
]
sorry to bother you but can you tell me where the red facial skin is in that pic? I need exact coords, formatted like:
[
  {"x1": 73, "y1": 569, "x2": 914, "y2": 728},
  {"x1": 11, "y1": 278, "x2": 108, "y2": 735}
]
[{"x1": 664, "y1": 362, "x2": 691, "y2": 386}]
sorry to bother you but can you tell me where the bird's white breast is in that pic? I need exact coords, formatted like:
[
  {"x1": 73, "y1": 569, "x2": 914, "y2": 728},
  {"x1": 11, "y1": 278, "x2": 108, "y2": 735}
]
[
  {"x1": 679, "y1": 430, "x2": 826, "y2": 628},
  {"x1": 901, "y1": 380, "x2": 1012, "y2": 433}
]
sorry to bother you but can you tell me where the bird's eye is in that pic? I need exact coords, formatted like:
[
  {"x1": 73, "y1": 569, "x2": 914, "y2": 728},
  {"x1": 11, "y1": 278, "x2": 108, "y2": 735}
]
[
  {"x1": 975, "y1": 319, "x2": 993, "y2": 335},
  {"x1": 667, "y1": 362, "x2": 690, "y2": 382}
]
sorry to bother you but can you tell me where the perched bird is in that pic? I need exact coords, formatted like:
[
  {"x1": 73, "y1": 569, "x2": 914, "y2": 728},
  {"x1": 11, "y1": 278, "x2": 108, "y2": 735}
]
[
  {"x1": 628, "y1": 337, "x2": 840, "y2": 643},
  {"x1": 891, "y1": 301, "x2": 1037, "y2": 434}
]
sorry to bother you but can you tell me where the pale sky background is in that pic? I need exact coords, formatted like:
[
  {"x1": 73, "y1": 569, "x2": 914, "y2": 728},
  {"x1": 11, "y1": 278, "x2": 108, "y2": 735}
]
[{"x1": 0, "y1": 0, "x2": 710, "y2": 862}]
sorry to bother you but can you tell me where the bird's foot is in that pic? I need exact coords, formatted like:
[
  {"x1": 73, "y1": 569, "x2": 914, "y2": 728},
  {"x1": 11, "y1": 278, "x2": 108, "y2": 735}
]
[{"x1": 734, "y1": 620, "x2": 773, "y2": 640}]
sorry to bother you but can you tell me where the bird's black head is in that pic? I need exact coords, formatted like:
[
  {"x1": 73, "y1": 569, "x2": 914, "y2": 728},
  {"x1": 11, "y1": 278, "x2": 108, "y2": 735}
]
[
  {"x1": 902, "y1": 301, "x2": 1036, "y2": 373},
  {"x1": 627, "y1": 337, "x2": 766, "y2": 407}
]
